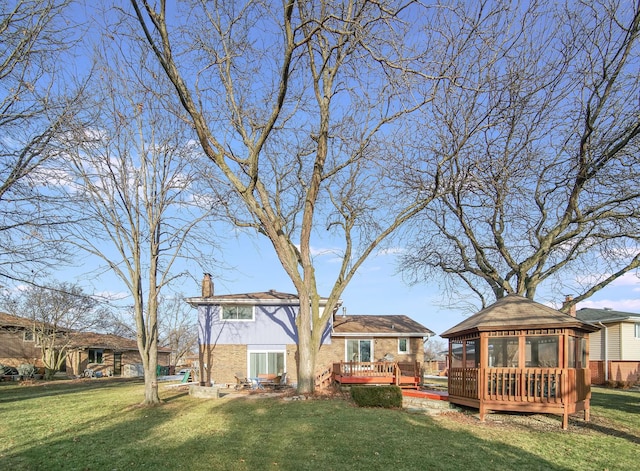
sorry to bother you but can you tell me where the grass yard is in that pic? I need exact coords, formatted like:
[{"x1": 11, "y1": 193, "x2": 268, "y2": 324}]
[{"x1": 0, "y1": 379, "x2": 638, "y2": 471}]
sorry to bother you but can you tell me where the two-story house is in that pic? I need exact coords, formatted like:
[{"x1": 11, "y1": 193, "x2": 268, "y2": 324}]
[
  {"x1": 575, "y1": 307, "x2": 640, "y2": 384},
  {"x1": 186, "y1": 274, "x2": 434, "y2": 387}
]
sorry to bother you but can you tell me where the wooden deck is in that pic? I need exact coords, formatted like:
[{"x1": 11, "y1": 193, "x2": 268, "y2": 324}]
[{"x1": 331, "y1": 361, "x2": 421, "y2": 389}]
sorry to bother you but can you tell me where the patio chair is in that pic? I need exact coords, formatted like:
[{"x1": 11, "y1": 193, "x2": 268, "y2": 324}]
[
  {"x1": 234, "y1": 372, "x2": 251, "y2": 390},
  {"x1": 274, "y1": 372, "x2": 287, "y2": 390}
]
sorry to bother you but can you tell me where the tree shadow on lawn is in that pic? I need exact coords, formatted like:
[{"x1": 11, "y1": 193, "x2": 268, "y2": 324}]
[
  {"x1": 3, "y1": 396, "x2": 574, "y2": 471},
  {"x1": 590, "y1": 386, "x2": 640, "y2": 415},
  {"x1": 0, "y1": 377, "x2": 145, "y2": 404}
]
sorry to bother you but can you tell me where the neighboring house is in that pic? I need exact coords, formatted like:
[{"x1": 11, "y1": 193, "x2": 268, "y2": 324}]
[
  {"x1": 186, "y1": 274, "x2": 434, "y2": 387},
  {"x1": 0, "y1": 312, "x2": 171, "y2": 378},
  {"x1": 65, "y1": 332, "x2": 172, "y2": 378},
  {"x1": 575, "y1": 307, "x2": 640, "y2": 385},
  {"x1": 0, "y1": 312, "x2": 42, "y2": 369}
]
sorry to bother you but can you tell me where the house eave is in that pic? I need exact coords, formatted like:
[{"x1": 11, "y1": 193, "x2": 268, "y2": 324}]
[
  {"x1": 185, "y1": 296, "x2": 335, "y2": 308},
  {"x1": 582, "y1": 316, "x2": 640, "y2": 324},
  {"x1": 332, "y1": 332, "x2": 431, "y2": 338}
]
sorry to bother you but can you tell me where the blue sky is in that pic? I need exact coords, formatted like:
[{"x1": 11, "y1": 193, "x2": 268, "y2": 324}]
[{"x1": 186, "y1": 230, "x2": 640, "y2": 340}]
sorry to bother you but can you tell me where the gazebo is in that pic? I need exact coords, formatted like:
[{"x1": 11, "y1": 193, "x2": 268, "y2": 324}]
[{"x1": 441, "y1": 295, "x2": 600, "y2": 429}]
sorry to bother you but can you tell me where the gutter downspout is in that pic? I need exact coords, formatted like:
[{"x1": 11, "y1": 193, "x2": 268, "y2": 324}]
[{"x1": 598, "y1": 322, "x2": 608, "y2": 383}]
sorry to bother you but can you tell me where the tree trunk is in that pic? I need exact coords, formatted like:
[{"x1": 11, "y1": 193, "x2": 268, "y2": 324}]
[
  {"x1": 44, "y1": 368, "x2": 55, "y2": 380},
  {"x1": 295, "y1": 300, "x2": 323, "y2": 394},
  {"x1": 143, "y1": 364, "x2": 159, "y2": 405}
]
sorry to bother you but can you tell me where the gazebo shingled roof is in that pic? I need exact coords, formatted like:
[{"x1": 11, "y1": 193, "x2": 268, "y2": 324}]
[{"x1": 440, "y1": 294, "x2": 599, "y2": 338}]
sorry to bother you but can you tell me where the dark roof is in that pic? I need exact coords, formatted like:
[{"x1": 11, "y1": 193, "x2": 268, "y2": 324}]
[
  {"x1": 68, "y1": 332, "x2": 171, "y2": 352},
  {"x1": 207, "y1": 290, "x2": 300, "y2": 301},
  {"x1": 185, "y1": 290, "x2": 331, "y2": 306},
  {"x1": 441, "y1": 294, "x2": 599, "y2": 338},
  {"x1": 0, "y1": 312, "x2": 34, "y2": 328},
  {"x1": 575, "y1": 307, "x2": 640, "y2": 323},
  {"x1": 333, "y1": 315, "x2": 433, "y2": 337},
  {"x1": 1, "y1": 312, "x2": 170, "y2": 352}
]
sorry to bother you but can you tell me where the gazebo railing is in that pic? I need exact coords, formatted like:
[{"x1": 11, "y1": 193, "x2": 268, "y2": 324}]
[
  {"x1": 448, "y1": 367, "x2": 479, "y2": 398},
  {"x1": 486, "y1": 368, "x2": 564, "y2": 403},
  {"x1": 448, "y1": 367, "x2": 575, "y2": 403}
]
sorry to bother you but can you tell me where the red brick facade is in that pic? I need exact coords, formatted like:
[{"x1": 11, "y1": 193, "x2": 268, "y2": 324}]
[
  {"x1": 590, "y1": 360, "x2": 640, "y2": 385},
  {"x1": 206, "y1": 336, "x2": 424, "y2": 387}
]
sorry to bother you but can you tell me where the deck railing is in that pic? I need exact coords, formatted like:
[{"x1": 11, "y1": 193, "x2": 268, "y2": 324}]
[
  {"x1": 315, "y1": 364, "x2": 334, "y2": 389},
  {"x1": 331, "y1": 360, "x2": 421, "y2": 387},
  {"x1": 334, "y1": 361, "x2": 396, "y2": 377}
]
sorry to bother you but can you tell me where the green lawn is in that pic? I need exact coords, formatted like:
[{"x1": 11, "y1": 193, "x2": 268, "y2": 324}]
[{"x1": 0, "y1": 379, "x2": 638, "y2": 470}]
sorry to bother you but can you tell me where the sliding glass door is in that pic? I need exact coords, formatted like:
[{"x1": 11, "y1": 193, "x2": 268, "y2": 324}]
[
  {"x1": 249, "y1": 351, "x2": 285, "y2": 378},
  {"x1": 346, "y1": 339, "x2": 372, "y2": 362}
]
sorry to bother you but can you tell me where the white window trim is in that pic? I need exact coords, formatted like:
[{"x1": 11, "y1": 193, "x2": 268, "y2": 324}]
[
  {"x1": 634, "y1": 323, "x2": 640, "y2": 339},
  {"x1": 398, "y1": 337, "x2": 410, "y2": 354},
  {"x1": 23, "y1": 330, "x2": 35, "y2": 342},
  {"x1": 221, "y1": 305, "x2": 255, "y2": 322}
]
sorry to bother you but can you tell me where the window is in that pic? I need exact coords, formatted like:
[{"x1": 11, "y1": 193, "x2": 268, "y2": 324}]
[
  {"x1": 578, "y1": 338, "x2": 587, "y2": 369},
  {"x1": 23, "y1": 330, "x2": 34, "y2": 342},
  {"x1": 450, "y1": 340, "x2": 463, "y2": 368},
  {"x1": 635, "y1": 323, "x2": 640, "y2": 339},
  {"x1": 488, "y1": 337, "x2": 519, "y2": 367},
  {"x1": 88, "y1": 349, "x2": 104, "y2": 364},
  {"x1": 249, "y1": 351, "x2": 284, "y2": 378},
  {"x1": 346, "y1": 339, "x2": 372, "y2": 362},
  {"x1": 525, "y1": 336, "x2": 558, "y2": 368},
  {"x1": 222, "y1": 305, "x2": 253, "y2": 321},
  {"x1": 465, "y1": 339, "x2": 480, "y2": 368},
  {"x1": 568, "y1": 336, "x2": 576, "y2": 368},
  {"x1": 398, "y1": 338, "x2": 409, "y2": 354}
]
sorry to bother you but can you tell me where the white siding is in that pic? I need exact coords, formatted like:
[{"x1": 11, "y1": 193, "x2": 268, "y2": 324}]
[
  {"x1": 621, "y1": 322, "x2": 640, "y2": 361},
  {"x1": 608, "y1": 323, "x2": 622, "y2": 361},
  {"x1": 589, "y1": 329, "x2": 603, "y2": 361}
]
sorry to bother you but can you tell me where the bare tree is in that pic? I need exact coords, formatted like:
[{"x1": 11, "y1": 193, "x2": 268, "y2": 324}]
[
  {"x1": 128, "y1": 0, "x2": 455, "y2": 393},
  {"x1": 58, "y1": 37, "x2": 214, "y2": 404},
  {"x1": 400, "y1": 1, "x2": 640, "y2": 311},
  {"x1": 1, "y1": 281, "x2": 109, "y2": 379},
  {"x1": 0, "y1": 0, "x2": 88, "y2": 284},
  {"x1": 158, "y1": 294, "x2": 198, "y2": 368}
]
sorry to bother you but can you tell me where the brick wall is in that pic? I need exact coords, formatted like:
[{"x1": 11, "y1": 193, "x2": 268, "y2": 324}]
[
  {"x1": 205, "y1": 336, "x2": 425, "y2": 388},
  {"x1": 590, "y1": 360, "x2": 640, "y2": 385}
]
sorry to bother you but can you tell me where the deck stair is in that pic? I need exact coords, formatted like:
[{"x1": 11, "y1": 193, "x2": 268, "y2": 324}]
[{"x1": 315, "y1": 364, "x2": 334, "y2": 390}]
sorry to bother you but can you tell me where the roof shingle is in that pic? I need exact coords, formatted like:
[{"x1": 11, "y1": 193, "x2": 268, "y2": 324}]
[{"x1": 440, "y1": 294, "x2": 599, "y2": 338}]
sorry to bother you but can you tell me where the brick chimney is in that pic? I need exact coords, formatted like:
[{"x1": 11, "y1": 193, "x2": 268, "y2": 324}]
[
  {"x1": 202, "y1": 273, "x2": 214, "y2": 298},
  {"x1": 563, "y1": 294, "x2": 576, "y2": 317}
]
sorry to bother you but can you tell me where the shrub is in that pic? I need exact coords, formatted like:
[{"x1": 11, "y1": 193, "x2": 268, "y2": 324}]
[
  {"x1": 350, "y1": 385, "x2": 403, "y2": 408},
  {"x1": 17, "y1": 364, "x2": 37, "y2": 378}
]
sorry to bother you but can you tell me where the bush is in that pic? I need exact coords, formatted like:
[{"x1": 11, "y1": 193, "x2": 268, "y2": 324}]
[
  {"x1": 350, "y1": 385, "x2": 403, "y2": 408},
  {"x1": 17, "y1": 364, "x2": 37, "y2": 378},
  {"x1": 604, "y1": 379, "x2": 633, "y2": 389}
]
